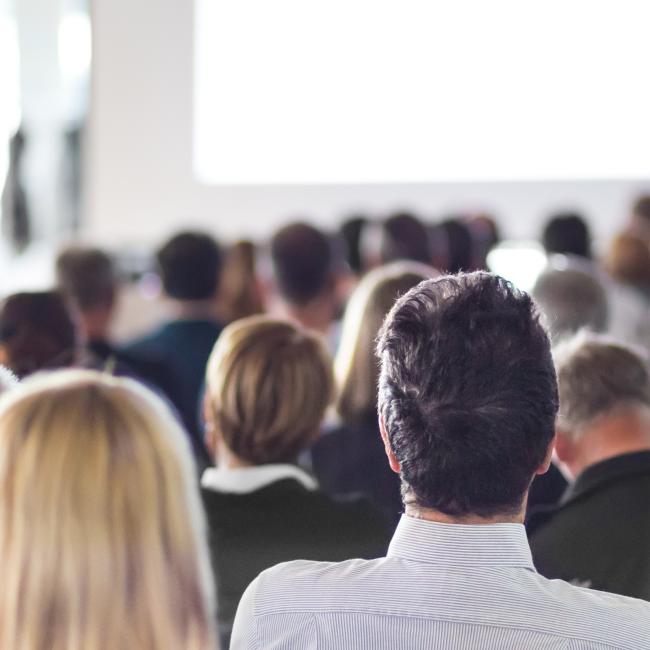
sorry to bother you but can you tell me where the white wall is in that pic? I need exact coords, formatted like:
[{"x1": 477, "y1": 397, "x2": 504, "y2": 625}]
[{"x1": 86, "y1": 0, "x2": 650, "y2": 250}]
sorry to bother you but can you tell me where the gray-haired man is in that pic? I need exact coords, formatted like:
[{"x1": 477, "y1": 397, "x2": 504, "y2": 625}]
[{"x1": 530, "y1": 333, "x2": 650, "y2": 600}]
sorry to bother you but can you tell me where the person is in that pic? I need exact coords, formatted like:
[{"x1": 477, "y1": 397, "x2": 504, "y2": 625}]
[
  {"x1": 124, "y1": 231, "x2": 224, "y2": 460},
  {"x1": 268, "y1": 222, "x2": 342, "y2": 341},
  {"x1": 542, "y1": 212, "x2": 592, "y2": 259},
  {"x1": 379, "y1": 212, "x2": 431, "y2": 265},
  {"x1": 532, "y1": 261, "x2": 608, "y2": 341},
  {"x1": 604, "y1": 232, "x2": 650, "y2": 300},
  {"x1": 0, "y1": 291, "x2": 78, "y2": 377},
  {"x1": 529, "y1": 334, "x2": 650, "y2": 599},
  {"x1": 431, "y1": 217, "x2": 475, "y2": 273},
  {"x1": 0, "y1": 370, "x2": 216, "y2": 649},
  {"x1": 629, "y1": 194, "x2": 650, "y2": 244},
  {"x1": 201, "y1": 316, "x2": 390, "y2": 648},
  {"x1": 310, "y1": 261, "x2": 435, "y2": 526},
  {"x1": 230, "y1": 272, "x2": 650, "y2": 650}
]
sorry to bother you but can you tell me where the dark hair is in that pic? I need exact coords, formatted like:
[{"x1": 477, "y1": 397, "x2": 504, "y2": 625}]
[
  {"x1": 377, "y1": 272, "x2": 558, "y2": 517},
  {"x1": 270, "y1": 222, "x2": 334, "y2": 305},
  {"x1": 156, "y1": 231, "x2": 222, "y2": 301},
  {"x1": 380, "y1": 212, "x2": 430, "y2": 265},
  {"x1": 0, "y1": 291, "x2": 77, "y2": 377},
  {"x1": 632, "y1": 194, "x2": 650, "y2": 223},
  {"x1": 56, "y1": 247, "x2": 116, "y2": 311},
  {"x1": 437, "y1": 218, "x2": 474, "y2": 273},
  {"x1": 340, "y1": 216, "x2": 368, "y2": 275},
  {"x1": 542, "y1": 212, "x2": 591, "y2": 259}
]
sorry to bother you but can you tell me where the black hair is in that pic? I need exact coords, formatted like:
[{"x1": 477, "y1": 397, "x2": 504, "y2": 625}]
[
  {"x1": 377, "y1": 272, "x2": 558, "y2": 517},
  {"x1": 156, "y1": 231, "x2": 222, "y2": 301},
  {"x1": 380, "y1": 212, "x2": 430, "y2": 265},
  {"x1": 270, "y1": 222, "x2": 334, "y2": 305},
  {"x1": 542, "y1": 213, "x2": 591, "y2": 259}
]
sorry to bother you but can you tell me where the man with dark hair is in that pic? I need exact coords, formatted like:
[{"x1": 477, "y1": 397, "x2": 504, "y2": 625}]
[
  {"x1": 269, "y1": 222, "x2": 341, "y2": 339},
  {"x1": 124, "y1": 231, "x2": 223, "y2": 461},
  {"x1": 542, "y1": 212, "x2": 592, "y2": 259},
  {"x1": 231, "y1": 272, "x2": 650, "y2": 650},
  {"x1": 380, "y1": 211, "x2": 431, "y2": 265}
]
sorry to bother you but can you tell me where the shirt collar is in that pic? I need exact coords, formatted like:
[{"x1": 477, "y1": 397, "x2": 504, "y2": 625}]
[
  {"x1": 201, "y1": 463, "x2": 318, "y2": 494},
  {"x1": 387, "y1": 515, "x2": 536, "y2": 570}
]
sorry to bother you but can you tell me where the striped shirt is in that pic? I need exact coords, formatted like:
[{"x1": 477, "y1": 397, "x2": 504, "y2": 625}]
[{"x1": 231, "y1": 515, "x2": 650, "y2": 649}]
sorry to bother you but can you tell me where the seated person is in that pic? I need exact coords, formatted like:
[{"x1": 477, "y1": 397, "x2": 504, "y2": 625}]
[
  {"x1": 310, "y1": 261, "x2": 435, "y2": 527},
  {"x1": 0, "y1": 370, "x2": 216, "y2": 649},
  {"x1": 530, "y1": 334, "x2": 650, "y2": 600},
  {"x1": 124, "y1": 231, "x2": 224, "y2": 460},
  {"x1": 231, "y1": 273, "x2": 650, "y2": 650},
  {"x1": 0, "y1": 291, "x2": 79, "y2": 376},
  {"x1": 542, "y1": 211, "x2": 592, "y2": 260},
  {"x1": 268, "y1": 222, "x2": 342, "y2": 346},
  {"x1": 201, "y1": 316, "x2": 390, "y2": 647}
]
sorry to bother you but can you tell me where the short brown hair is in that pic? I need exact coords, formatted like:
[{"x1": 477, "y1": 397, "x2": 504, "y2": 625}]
[{"x1": 205, "y1": 316, "x2": 333, "y2": 464}]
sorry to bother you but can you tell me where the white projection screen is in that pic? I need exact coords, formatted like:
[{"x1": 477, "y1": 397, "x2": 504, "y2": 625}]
[{"x1": 195, "y1": 0, "x2": 650, "y2": 185}]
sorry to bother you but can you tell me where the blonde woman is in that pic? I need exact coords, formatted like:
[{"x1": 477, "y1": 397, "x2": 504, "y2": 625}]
[
  {"x1": 0, "y1": 369, "x2": 217, "y2": 650},
  {"x1": 310, "y1": 261, "x2": 436, "y2": 526},
  {"x1": 201, "y1": 316, "x2": 390, "y2": 648}
]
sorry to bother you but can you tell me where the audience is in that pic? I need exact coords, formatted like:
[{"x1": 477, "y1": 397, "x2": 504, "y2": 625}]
[
  {"x1": 310, "y1": 261, "x2": 435, "y2": 526},
  {"x1": 542, "y1": 212, "x2": 592, "y2": 259},
  {"x1": 532, "y1": 261, "x2": 608, "y2": 341},
  {"x1": 0, "y1": 290, "x2": 79, "y2": 376},
  {"x1": 124, "y1": 231, "x2": 224, "y2": 461},
  {"x1": 231, "y1": 272, "x2": 650, "y2": 649},
  {"x1": 379, "y1": 212, "x2": 430, "y2": 264},
  {"x1": 529, "y1": 334, "x2": 650, "y2": 599},
  {"x1": 201, "y1": 316, "x2": 390, "y2": 647},
  {"x1": 0, "y1": 370, "x2": 216, "y2": 649},
  {"x1": 269, "y1": 222, "x2": 342, "y2": 342}
]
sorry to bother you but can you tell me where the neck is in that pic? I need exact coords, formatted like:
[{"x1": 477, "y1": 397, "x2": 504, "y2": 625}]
[
  {"x1": 404, "y1": 503, "x2": 525, "y2": 525},
  {"x1": 282, "y1": 297, "x2": 334, "y2": 335},
  {"x1": 170, "y1": 298, "x2": 218, "y2": 321},
  {"x1": 568, "y1": 405, "x2": 650, "y2": 478},
  {"x1": 214, "y1": 440, "x2": 253, "y2": 469}
]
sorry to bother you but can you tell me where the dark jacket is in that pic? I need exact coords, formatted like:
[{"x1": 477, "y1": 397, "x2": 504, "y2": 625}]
[
  {"x1": 202, "y1": 477, "x2": 391, "y2": 648},
  {"x1": 122, "y1": 319, "x2": 222, "y2": 459},
  {"x1": 310, "y1": 414, "x2": 403, "y2": 527},
  {"x1": 529, "y1": 451, "x2": 650, "y2": 600}
]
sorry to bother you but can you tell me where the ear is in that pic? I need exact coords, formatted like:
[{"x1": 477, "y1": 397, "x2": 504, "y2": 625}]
[
  {"x1": 553, "y1": 428, "x2": 575, "y2": 465},
  {"x1": 379, "y1": 415, "x2": 401, "y2": 474},
  {"x1": 202, "y1": 397, "x2": 218, "y2": 461},
  {"x1": 535, "y1": 433, "x2": 556, "y2": 475}
]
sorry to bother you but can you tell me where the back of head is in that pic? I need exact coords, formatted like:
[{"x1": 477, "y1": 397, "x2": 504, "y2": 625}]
[
  {"x1": 554, "y1": 333, "x2": 650, "y2": 437},
  {"x1": 218, "y1": 240, "x2": 264, "y2": 322},
  {"x1": 0, "y1": 291, "x2": 77, "y2": 377},
  {"x1": 157, "y1": 231, "x2": 222, "y2": 301},
  {"x1": 532, "y1": 263, "x2": 608, "y2": 341},
  {"x1": 340, "y1": 215, "x2": 368, "y2": 275},
  {"x1": 0, "y1": 370, "x2": 215, "y2": 650},
  {"x1": 380, "y1": 212, "x2": 430, "y2": 265},
  {"x1": 270, "y1": 222, "x2": 334, "y2": 305},
  {"x1": 56, "y1": 246, "x2": 116, "y2": 312},
  {"x1": 632, "y1": 194, "x2": 650, "y2": 224},
  {"x1": 542, "y1": 212, "x2": 592, "y2": 259},
  {"x1": 437, "y1": 218, "x2": 474, "y2": 273},
  {"x1": 206, "y1": 316, "x2": 333, "y2": 465},
  {"x1": 604, "y1": 232, "x2": 650, "y2": 294},
  {"x1": 377, "y1": 272, "x2": 558, "y2": 517},
  {"x1": 336, "y1": 261, "x2": 436, "y2": 422}
]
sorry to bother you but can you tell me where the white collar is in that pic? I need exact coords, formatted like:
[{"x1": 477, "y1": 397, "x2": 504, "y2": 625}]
[{"x1": 201, "y1": 463, "x2": 318, "y2": 494}]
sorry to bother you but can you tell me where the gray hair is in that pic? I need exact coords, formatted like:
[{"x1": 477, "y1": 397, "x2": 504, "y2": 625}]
[
  {"x1": 532, "y1": 263, "x2": 608, "y2": 341},
  {"x1": 554, "y1": 332, "x2": 650, "y2": 436}
]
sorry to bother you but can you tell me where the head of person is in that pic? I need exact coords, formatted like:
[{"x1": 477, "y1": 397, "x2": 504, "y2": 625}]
[
  {"x1": 340, "y1": 215, "x2": 368, "y2": 276},
  {"x1": 532, "y1": 263, "x2": 608, "y2": 341},
  {"x1": 335, "y1": 261, "x2": 436, "y2": 424},
  {"x1": 204, "y1": 316, "x2": 333, "y2": 466},
  {"x1": 552, "y1": 333, "x2": 650, "y2": 479},
  {"x1": 380, "y1": 212, "x2": 430, "y2": 265},
  {"x1": 376, "y1": 272, "x2": 558, "y2": 520},
  {"x1": 56, "y1": 246, "x2": 117, "y2": 340},
  {"x1": 157, "y1": 231, "x2": 222, "y2": 302},
  {"x1": 429, "y1": 218, "x2": 474, "y2": 274},
  {"x1": 542, "y1": 212, "x2": 592, "y2": 259},
  {"x1": 467, "y1": 213, "x2": 501, "y2": 270},
  {"x1": 0, "y1": 291, "x2": 78, "y2": 378},
  {"x1": 604, "y1": 232, "x2": 650, "y2": 295},
  {"x1": 0, "y1": 370, "x2": 215, "y2": 649},
  {"x1": 630, "y1": 194, "x2": 650, "y2": 241}
]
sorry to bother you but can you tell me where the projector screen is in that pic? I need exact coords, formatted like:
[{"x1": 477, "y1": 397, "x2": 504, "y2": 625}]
[{"x1": 195, "y1": 0, "x2": 650, "y2": 185}]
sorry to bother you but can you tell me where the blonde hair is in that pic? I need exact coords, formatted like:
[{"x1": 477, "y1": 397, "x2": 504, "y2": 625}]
[
  {"x1": 205, "y1": 316, "x2": 333, "y2": 464},
  {"x1": 0, "y1": 370, "x2": 216, "y2": 650},
  {"x1": 335, "y1": 262, "x2": 435, "y2": 422}
]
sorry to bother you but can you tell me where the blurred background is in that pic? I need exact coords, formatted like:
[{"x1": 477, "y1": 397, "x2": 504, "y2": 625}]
[{"x1": 1, "y1": 0, "x2": 649, "y2": 339}]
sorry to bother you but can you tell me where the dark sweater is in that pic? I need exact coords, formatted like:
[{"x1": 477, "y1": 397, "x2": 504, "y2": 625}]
[{"x1": 201, "y1": 477, "x2": 391, "y2": 647}]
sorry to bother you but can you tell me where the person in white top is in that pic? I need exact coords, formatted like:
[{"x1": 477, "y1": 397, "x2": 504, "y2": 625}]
[{"x1": 231, "y1": 271, "x2": 650, "y2": 650}]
